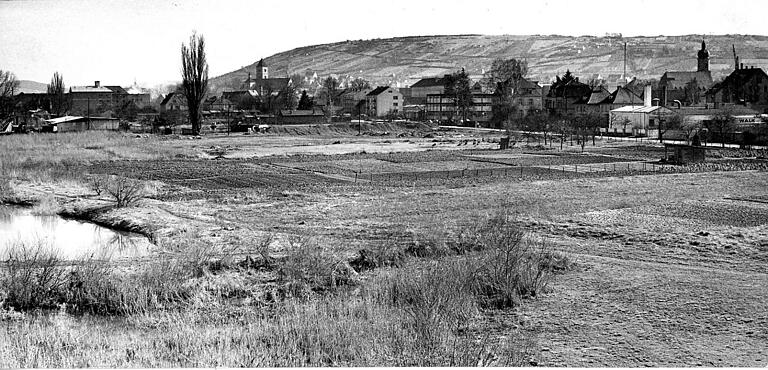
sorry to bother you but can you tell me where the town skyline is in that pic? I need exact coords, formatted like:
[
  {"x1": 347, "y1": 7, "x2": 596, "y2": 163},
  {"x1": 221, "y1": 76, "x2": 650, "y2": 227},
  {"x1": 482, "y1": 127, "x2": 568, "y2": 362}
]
[{"x1": 2, "y1": 0, "x2": 768, "y2": 87}]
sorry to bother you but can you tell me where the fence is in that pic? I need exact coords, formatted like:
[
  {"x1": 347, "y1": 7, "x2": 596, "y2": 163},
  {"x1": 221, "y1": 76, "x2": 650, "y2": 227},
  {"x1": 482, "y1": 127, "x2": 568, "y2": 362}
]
[{"x1": 351, "y1": 161, "x2": 676, "y2": 184}]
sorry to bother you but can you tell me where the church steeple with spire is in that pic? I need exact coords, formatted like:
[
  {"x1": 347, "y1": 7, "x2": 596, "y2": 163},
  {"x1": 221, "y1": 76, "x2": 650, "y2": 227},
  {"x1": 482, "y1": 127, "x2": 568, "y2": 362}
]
[{"x1": 697, "y1": 40, "x2": 709, "y2": 72}]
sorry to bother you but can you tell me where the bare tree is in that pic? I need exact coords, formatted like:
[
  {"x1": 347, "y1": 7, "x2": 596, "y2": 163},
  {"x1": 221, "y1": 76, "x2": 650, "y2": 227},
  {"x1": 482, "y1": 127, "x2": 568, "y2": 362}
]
[
  {"x1": 658, "y1": 112, "x2": 682, "y2": 142},
  {"x1": 323, "y1": 76, "x2": 339, "y2": 123},
  {"x1": 181, "y1": 32, "x2": 209, "y2": 135},
  {"x1": 707, "y1": 106, "x2": 735, "y2": 147},
  {"x1": 0, "y1": 70, "x2": 20, "y2": 118},
  {"x1": 47, "y1": 72, "x2": 66, "y2": 116},
  {"x1": 280, "y1": 82, "x2": 298, "y2": 110},
  {"x1": 349, "y1": 77, "x2": 371, "y2": 92},
  {"x1": 483, "y1": 58, "x2": 528, "y2": 127}
]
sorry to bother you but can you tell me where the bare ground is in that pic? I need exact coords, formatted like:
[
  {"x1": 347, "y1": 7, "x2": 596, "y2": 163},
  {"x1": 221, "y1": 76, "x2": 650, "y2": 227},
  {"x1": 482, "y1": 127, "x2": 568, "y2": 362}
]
[{"x1": 4, "y1": 134, "x2": 767, "y2": 366}]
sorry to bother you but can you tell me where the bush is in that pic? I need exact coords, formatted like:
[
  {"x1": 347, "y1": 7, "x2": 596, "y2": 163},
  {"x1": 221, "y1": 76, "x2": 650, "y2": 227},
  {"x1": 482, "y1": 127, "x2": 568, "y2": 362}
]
[
  {"x1": 1, "y1": 241, "x2": 68, "y2": 310},
  {"x1": 374, "y1": 260, "x2": 479, "y2": 346},
  {"x1": 278, "y1": 236, "x2": 358, "y2": 297},
  {"x1": 89, "y1": 175, "x2": 150, "y2": 207},
  {"x1": 0, "y1": 240, "x2": 195, "y2": 315}
]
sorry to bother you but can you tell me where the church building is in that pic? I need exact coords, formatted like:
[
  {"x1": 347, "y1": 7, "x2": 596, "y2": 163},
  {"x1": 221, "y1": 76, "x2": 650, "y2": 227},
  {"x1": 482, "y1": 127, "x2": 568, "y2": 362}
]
[{"x1": 658, "y1": 41, "x2": 714, "y2": 107}]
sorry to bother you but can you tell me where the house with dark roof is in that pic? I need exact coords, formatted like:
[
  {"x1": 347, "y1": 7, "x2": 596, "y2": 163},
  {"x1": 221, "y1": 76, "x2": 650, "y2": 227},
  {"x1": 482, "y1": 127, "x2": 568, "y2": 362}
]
[
  {"x1": 575, "y1": 85, "x2": 644, "y2": 118},
  {"x1": 160, "y1": 92, "x2": 187, "y2": 112},
  {"x1": 658, "y1": 41, "x2": 714, "y2": 106},
  {"x1": 222, "y1": 59, "x2": 293, "y2": 113},
  {"x1": 544, "y1": 73, "x2": 592, "y2": 116},
  {"x1": 68, "y1": 81, "x2": 116, "y2": 116},
  {"x1": 408, "y1": 76, "x2": 449, "y2": 104},
  {"x1": 706, "y1": 66, "x2": 768, "y2": 111},
  {"x1": 365, "y1": 86, "x2": 402, "y2": 118}
]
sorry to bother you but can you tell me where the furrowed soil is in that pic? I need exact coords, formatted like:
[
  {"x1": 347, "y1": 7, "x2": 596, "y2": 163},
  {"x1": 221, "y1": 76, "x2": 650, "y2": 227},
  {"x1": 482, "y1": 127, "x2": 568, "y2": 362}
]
[{"x1": 3, "y1": 129, "x2": 767, "y2": 366}]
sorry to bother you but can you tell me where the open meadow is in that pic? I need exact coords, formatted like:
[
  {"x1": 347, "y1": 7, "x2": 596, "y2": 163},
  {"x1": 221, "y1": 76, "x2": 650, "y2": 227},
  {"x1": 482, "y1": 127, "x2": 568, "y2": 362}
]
[{"x1": 0, "y1": 125, "x2": 767, "y2": 366}]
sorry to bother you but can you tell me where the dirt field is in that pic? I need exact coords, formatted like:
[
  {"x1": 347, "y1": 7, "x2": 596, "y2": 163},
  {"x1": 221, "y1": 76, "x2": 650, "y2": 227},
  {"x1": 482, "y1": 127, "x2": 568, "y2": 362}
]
[{"x1": 3, "y1": 129, "x2": 767, "y2": 366}]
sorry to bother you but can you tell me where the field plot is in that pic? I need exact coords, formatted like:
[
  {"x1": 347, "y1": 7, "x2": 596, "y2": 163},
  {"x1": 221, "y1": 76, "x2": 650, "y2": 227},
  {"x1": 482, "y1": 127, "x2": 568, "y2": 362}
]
[
  {"x1": 87, "y1": 159, "x2": 344, "y2": 191},
  {"x1": 275, "y1": 158, "x2": 415, "y2": 176},
  {"x1": 467, "y1": 152, "x2": 631, "y2": 167}
]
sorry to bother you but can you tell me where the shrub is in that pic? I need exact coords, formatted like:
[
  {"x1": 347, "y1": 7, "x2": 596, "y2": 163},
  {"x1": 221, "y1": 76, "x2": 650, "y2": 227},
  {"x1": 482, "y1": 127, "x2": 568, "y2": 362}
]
[
  {"x1": 1, "y1": 241, "x2": 68, "y2": 310},
  {"x1": 374, "y1": 260, "x2": 479, "y2": 346},
  {"x1": 278, "y1": 236, "x2": 358, "y2": 296},
  {"x1": 470, "y1": 212, "x2": 563, "y2": 308},
  {"x1": 0, "y1": 240, "x2": 195, "y2": 315},
  {"x1": 350, "y1": 243, "x2": 406, "y2": 272},
  {"x1": 90, "y1": 175, "x2": 149, "y2": 207}
]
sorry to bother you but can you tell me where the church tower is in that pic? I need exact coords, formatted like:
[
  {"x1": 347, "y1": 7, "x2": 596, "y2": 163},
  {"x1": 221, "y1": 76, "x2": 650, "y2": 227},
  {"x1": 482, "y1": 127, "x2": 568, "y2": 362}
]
[
  {"x1": 697, "y1": 40, "x2": 709, "y2": 72},
  {"x1": 256, "y1": 59, "x2": 269, "y2": 80}
]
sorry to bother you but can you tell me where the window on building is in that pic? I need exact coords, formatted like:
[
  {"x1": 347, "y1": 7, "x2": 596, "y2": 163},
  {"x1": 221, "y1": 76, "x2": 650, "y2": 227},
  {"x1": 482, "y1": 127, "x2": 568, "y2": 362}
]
[
  {"x1": 393, "y1": 102, "x2": 398, "y2": 107},
  {"x1": 393, "y1": 96, "x2": 398, "y2": 100}
]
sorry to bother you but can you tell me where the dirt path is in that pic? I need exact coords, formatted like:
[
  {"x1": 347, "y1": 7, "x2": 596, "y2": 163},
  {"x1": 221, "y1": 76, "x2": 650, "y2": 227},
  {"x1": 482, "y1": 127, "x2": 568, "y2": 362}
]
[{"x1": 521, "y1": 253, "x2": 767, "y2": 367}]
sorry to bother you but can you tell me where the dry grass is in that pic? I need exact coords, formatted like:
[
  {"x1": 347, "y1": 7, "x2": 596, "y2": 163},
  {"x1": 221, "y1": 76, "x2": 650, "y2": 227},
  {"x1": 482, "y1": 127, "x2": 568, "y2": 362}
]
[
  {"x1": 30, "y1": 192, "x2": 59, "y2": 215},
  {"x1": 0, "y1": 210, "x2": 554, "y2": 366},
  {"x1": 0, "y1": 131, "x2": 193, "y2": 182}
]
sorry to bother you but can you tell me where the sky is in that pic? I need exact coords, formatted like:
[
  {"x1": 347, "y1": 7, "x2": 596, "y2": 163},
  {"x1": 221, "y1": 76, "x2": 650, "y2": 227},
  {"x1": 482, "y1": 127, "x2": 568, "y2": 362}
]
[{"x1": 1, "y1": 0, "x2": 767, "y2": 87}]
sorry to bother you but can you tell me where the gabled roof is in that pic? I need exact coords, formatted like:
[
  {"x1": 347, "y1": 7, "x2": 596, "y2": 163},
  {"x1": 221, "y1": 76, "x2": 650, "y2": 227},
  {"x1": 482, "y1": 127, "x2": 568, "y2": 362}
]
[
  {"x1": 160, "y1": 92, "x2": 185, "y2": 106},
  {"x1": 659, "y1": 71, "x2": 713, "y2": 90},
  {"x1": 586, "y1": 87, "x2": 611, "y2": 104},
  {"x1": 708, "y1": 67, "x2": 768, "y2": 94},
  {"x1": 367, "y1": 86, "x2": 391, "y2": 96},
  {"x1": 69, "y1": 85, "x2": 113, "y2": 93},
  {"x1": 610, "y1": 86, "x2": 643, "y2": 105},
  {"x1": 410, "y1": 77, "x2": 446, "y2": 88},
  {"x1": 248, "y1": 78, "x2": 290, "y2": 92},
  {"x1": 517, "y1": 77, "x2": 540, "y2": 90},
  {"x1": 105, "y1": 85, "x2": 128, "y2": 94}
]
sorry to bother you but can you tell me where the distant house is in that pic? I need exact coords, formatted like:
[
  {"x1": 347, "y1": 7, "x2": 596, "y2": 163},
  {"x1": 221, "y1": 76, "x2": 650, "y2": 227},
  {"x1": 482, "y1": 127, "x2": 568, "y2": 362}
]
[
  {"x1": 125, "y1": 83, "x2": 151, "y2": 108},
  {"x1": 544, "y1": 74, "x2": 592, "y2": 116},
  {"x1": 426, "y1": 92, "x2": 493, "y2": 124},
  {"x1": 68, "y1": 81, "x2": 115, "y2": 116},
  {"x1": 366, "y1": 86, "x2": 402, "y2": 118},
  {"x1": 577, "y1": 85, "x2": 644, "y2": 118},
  {"x1": 608, "y1": 105, "x2": 675, "y2": 137},
  {"x1": 492, "y1": 77, "x2": 544, "y2": 119},
  {"x1": 278, "y1": 109, "x2": 325, "y2": 124},
  {"x1": 658, "y1": 41, "x2": 713, "y2": 106},
  {"x1": 706, "y1": 66, "x2": 768, "y2": 111},
  {"x1": 408, "y1": 76, "x2": 449, "y2": 105},
  {"x1": 160, "y1": 92, "x2": 187, "y2": 112},
  {"x1": 338, "y1": 88, "x2": 370, "y2": 116}
]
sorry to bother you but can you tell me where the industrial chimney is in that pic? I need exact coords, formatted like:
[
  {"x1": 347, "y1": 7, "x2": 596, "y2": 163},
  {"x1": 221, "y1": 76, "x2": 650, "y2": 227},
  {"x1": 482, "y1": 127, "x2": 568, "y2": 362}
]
[{"x1": 644, "y1": 85, "x2": 652, "y2": 107}]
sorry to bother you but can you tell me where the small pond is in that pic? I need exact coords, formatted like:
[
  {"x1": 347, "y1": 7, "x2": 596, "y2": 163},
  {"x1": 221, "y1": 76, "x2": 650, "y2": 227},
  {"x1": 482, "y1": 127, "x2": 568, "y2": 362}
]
[{"x1": 0, "y1": 205, "x2": 153, "y2": 260}]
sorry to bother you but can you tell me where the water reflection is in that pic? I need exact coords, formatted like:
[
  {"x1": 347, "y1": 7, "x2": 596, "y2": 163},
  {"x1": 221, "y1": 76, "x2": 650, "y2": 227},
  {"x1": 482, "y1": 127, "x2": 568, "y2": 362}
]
[{"x1": 0, "y1": 205, "x2": 152, "y2": 260}]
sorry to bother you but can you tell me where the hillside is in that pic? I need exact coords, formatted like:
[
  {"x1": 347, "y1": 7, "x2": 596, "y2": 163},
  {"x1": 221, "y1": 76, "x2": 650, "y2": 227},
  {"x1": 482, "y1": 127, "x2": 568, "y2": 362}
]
[
  {"x1": 15, "y1": 80, "x2": 48, "y2": 94},
  {"x1": 210, "y1": 34, "x2": 768, "y2": 92}
]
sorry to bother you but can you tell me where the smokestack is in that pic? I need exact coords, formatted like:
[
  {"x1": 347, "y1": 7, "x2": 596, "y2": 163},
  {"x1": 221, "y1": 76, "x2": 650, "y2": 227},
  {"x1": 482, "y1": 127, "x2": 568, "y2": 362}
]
[
  {"x1": 623, "y1": 42, "x2": 627, "y2": 81},
  {"x1": 94, "y1": 81, "x2": 100, "y2": 88},
  {"x1": 740, "y1": 63, "x2": 744, "y2": 70},
  {"x1": 644, "y1": 85, "x2": 652, "y2": 107}
]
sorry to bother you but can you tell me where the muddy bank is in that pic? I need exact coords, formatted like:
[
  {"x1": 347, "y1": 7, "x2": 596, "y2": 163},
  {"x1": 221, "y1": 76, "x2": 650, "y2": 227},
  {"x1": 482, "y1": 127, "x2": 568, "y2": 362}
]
[{"x1": 2, "y1": 182, "x2": 195, "y2": 248}]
